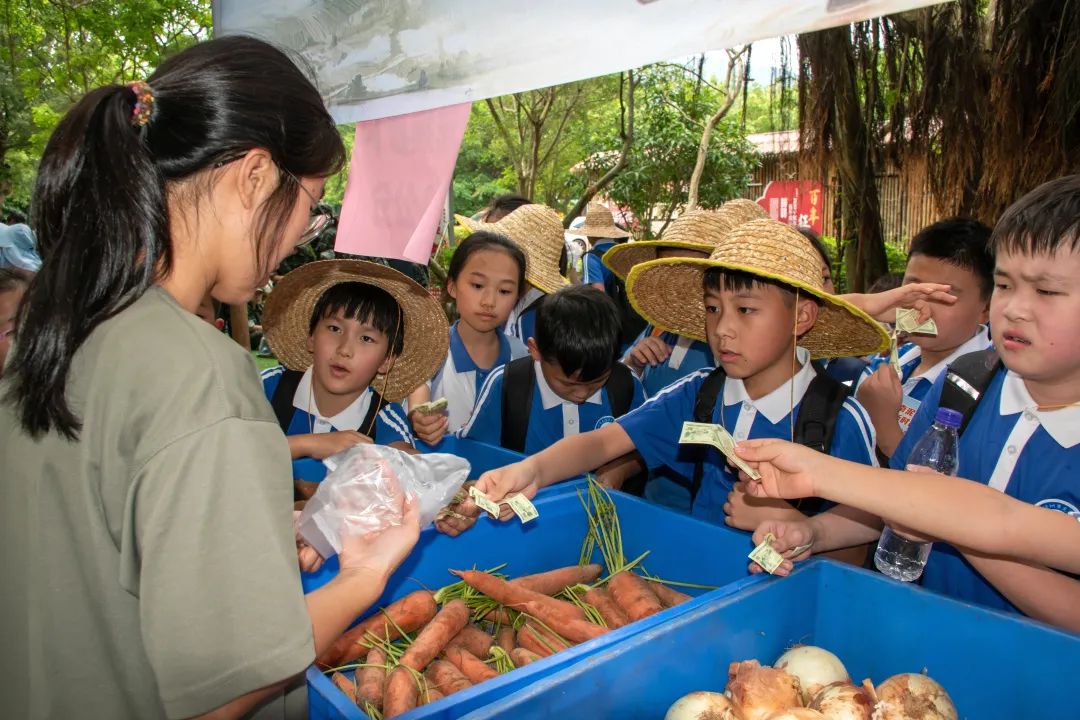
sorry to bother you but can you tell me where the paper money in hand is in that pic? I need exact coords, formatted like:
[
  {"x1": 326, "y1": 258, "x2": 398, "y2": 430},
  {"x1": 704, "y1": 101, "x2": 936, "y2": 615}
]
[
  {"x1": 679, "y1": 421, "x2": 761, "y2": 480},
  {"x1": 414, "y1": 397, "x2": 449, "y2": 415},
  {"x1": 895, "y1": 307, "x2": 937, "y2": 335},
  {"x1": 888, "y1": 330, "x2": 902, "y2": 376},
  {"x1": 748, "y1": 533, "x2": 785, "y2": 574}
]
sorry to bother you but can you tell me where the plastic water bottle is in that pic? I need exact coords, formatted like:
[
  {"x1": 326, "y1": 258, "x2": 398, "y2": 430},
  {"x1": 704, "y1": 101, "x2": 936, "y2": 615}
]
[{"x1": 874, "y1": 407, "x2": 962, "y2": 582}]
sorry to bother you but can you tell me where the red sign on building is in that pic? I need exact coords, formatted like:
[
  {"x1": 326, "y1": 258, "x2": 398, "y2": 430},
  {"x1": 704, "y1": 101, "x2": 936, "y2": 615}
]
[{"x1": 756, "y1": 180, "x2": 825, "y2": 235}]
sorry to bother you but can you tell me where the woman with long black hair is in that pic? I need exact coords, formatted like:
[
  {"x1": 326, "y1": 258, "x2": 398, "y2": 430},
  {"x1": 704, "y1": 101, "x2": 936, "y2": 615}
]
[{"x1": 1, "y1": 36, "x2": 419, "y2": 719}]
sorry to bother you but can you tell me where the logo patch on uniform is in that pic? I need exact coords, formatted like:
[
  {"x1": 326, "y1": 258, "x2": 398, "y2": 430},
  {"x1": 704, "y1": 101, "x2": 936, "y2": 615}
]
[
  {"x1": 594, "y1": 415, "x2": 615, "y2": 430},
  {"x1": 1035, "y1": 498, "x2": 1080, "y2": 520}
]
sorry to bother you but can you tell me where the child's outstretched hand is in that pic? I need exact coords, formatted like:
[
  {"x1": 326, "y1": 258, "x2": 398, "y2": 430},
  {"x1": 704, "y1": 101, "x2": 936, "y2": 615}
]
[
  {"x1": 845, "y1": 282, "x2": 956, "y2": 323},
  {"x1": 749, "y1": 519, "x2": 817, "y2": 576},
  {"x1": 626, "y1": 335, "x2": 671, "y2": 373},
  {"x1": 292, "y1": 431, "x2": 371, "y2": 460},
  {"x1": 409, "y1": 408, "x2": 449, "y2": 446},
  {"x1": 733, "y1": 438, "x2": 829, "y2": 501}
]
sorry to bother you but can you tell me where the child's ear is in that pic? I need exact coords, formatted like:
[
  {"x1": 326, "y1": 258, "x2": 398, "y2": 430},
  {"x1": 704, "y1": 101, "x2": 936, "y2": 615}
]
[
  {"x1": 377, "y1": 352, "x2": 396, "y2": 376},
  {"x1": 305, "y1": 333, "x2": 315, "y2": 355},
  {"x1": 794, "y1": 297, "x2": 820, "y2": 336},
  {"x1": 978, "y1": 296, "x2": 991, "y2": 325},
  {"x1": 526, "y1": 337, "x2": 542, "y2": 363},
  {"x1": 446, "y1": 278, "x2": 458, "y2": 300}
]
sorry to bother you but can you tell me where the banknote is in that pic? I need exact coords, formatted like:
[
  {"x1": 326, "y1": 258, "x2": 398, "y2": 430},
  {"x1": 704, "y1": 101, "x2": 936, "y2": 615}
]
[{"x1": 679, "y1": 422, "x2": 761, "y2": 480}]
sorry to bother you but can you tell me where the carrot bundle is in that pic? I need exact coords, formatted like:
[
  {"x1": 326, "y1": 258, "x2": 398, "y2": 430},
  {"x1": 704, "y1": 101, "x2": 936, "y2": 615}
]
[
  {"x1": 608, "y1": 570, "x2": 664, "y2": 621},
  {"x1": 319, "y1": 590, "x2": 437, "y2": 667},
  {"x1": 382, "y1": 666, "x2": 418, "y2": 719},
  {"x1": 399, "y1": 599, "x2": 470, "y2": 672},
  {"x1": 648, "y1": 580, "x2": 693, "y2": 608},
  {"x1": 451, "y1": 569, "x2": 586, "y2": 621},
  {"x1": 511, "y1": 563, "x2": 603, "y2": 595},
  {"x1": 355, "y1": 647, "x2": 387, "y2": 710},
  {"x1": 518, "y1": 599, "x2": 607, "y2": 644},
  {"x1": 584, "y1": 586, "x2": 630, "y2": 629},
  {"x1": 444, "y1": 645, "x2": 500, "y2": 684}
]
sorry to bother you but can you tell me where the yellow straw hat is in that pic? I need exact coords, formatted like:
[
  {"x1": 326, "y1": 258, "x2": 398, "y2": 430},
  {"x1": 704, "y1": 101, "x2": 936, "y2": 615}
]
[
  {"x1": 578, "y1": 202, "x2": 631, "y2": 239},
  {"x1": 625, "y1": 219, "x2": 889, "y2": 359},
  {"x1": 603, "y1": 200, "x2": 769, "y2": 281},
  {"x1": 263, "y1": 260, "x2": 449, "y2": 402},
  {"x1": 456, "y1": 204, "x2": 570, "y2": 294}
]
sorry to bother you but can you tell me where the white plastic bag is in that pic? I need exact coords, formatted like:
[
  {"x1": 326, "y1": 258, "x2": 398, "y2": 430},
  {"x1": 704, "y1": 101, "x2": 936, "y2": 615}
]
[{"x1": 297, "y1": 444, "x2": 470, "y2": 559}]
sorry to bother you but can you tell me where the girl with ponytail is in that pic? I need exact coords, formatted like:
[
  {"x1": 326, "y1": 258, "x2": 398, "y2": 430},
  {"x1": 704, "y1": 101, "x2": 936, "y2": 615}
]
[{"x1": 0, "y1": 37, "x2": 420, "y2": 719}]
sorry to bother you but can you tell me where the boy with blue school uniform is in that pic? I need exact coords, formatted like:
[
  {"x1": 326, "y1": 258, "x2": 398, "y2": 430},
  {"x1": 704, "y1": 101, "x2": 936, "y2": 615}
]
[
  {"x1": 442, "y1": 219, "x2": 889, "y2": 534},
  {"x1": 259, "y1": 261, "x2": 449, "y2": 482},
  {"x1": 855, "y1": 219, "x2": 995, "y2": 457},
  {"x1": 459, "y1": 284, "x2": 646, "y2": 456}
]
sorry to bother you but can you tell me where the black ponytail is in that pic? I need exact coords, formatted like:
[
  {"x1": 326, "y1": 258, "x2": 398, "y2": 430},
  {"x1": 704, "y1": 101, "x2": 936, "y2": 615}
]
[{"x1": 6, "y1": 37, "x2": 345, "y2": 439}]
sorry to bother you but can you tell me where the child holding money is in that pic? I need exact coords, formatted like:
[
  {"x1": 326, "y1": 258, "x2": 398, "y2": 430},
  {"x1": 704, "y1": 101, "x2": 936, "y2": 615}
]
[
  {"x1": 855, "y1": 219, "x2": 994, "y2": 457},
  {"x1": 440, "y1": 219, "x2": 888, "y2": 534}
]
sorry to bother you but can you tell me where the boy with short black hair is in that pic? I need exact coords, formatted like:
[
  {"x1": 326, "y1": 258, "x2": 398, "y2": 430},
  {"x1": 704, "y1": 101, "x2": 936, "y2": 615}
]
[
  {"x1": 753, "y1": 176, "x2": 1080, "y2": 630},
  {"x1": 856, "y1": 218, "x2": 994, "y2": 456},
  {"x1": 459, "y1": 284, "x2": 645, "y2": 455},
  {"x1": 441, "y1": 220, "x2": 888, "y2": 534},
  {"x1": 261, "y1": 260, "x2": 449, "y2": 467}
]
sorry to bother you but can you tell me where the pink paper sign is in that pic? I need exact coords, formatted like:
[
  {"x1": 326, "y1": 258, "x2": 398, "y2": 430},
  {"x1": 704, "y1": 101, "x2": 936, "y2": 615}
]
[{"x1": 335, "y1": 102, "x2": 471, "y2": 264}]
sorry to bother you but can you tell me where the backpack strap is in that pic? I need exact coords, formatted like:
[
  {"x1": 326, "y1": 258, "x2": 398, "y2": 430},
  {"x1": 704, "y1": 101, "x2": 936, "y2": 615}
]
[
  {"x1": 270, "y1": 369, "x2": 305, "y2": 433},
  {"x1": 500, "y1": 357, "x2": 536, "y2": 453},
  {"x1": 689, "y1": 366, "x2": 728, "y2": 507},
  {"x1": 605, "y1": 362, "x2": 635, "y2": 418},
  {"x1": 359, "y1": 388, "x2": 385, "y2": 442},
  {"x1": 940, "y1": 349, "x2": 1002, "y2": 435},
  {"x1": 794, "y1": 368, "x2": 851, "y2": 453}
]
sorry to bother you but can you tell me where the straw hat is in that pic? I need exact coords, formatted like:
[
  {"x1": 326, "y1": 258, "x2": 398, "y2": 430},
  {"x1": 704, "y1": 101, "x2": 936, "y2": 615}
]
[
  {"x1": 263, "y1": 260, "x2": 449, "y2": 402},
  {"x1": 578, "y1": 202, "x2": 631, "y2": 239},
  {"x1": 456, "y1": 204, "x2": 570, "y2": 294},
  {"x1": 603, "y1": 200, "x2": 768, "y2": 281},
  {"x1": 625, "y1": 219, "x2": 889, "y2": 359}
]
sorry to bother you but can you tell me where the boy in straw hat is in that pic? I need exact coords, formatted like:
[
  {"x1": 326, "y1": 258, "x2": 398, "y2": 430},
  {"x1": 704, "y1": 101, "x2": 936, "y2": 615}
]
[
  {"x1": 458, "y1": 204, "x2": 569, "y2": 344},
  {"x1": 441, "y1": 219, "x2": 889, "y2": 533},
  {"x1": 580, "y1": 201, "x2": 631, "y2": 290},
  {"x1": 260, "y1": 260, "x2": 449, "y2": 488}
]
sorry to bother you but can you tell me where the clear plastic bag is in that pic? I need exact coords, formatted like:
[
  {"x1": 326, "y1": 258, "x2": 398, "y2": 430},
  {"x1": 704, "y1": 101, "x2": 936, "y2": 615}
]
[{"x1": 297, "y1": 444, "x2": 470, "y2": 559}]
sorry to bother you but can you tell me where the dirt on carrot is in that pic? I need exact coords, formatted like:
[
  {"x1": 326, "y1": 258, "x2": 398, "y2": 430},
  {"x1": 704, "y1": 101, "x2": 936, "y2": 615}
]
[
  {"x1": 516, "y1": 622, "x2": 569, "y2": 658},
  {"x1": 443, "y1": 645, "x2": 499, "y2": 684},
  {"x1": 608, "y1": 571, "x2": 664, "y2": 621},
  {"x1": 355, "y1": 647, "x2": 387, "y2": 710},
  {"x1": 510, "y1": 647, "x2": 542, "y2": 667},
  {"x1": 399, "y1": 599, "x2": 470, "y2": 672},
  {"x1": 584, "y1": 586, "x2": 630, "y2": 629},
  {"x1": 495, "y1": 626, "x2": 516, "y2": 655},
  {"x1": 425, "y1": 659, "x2": 473, "y2": 696},
  {"x1": 319, "y1": 590, "x2": 437, "y2": 667},
  {"x1": 519, "y1": 599, "x2": 607, "y2": 644},
  {"x1": 382, "y1": 666, "x2": 419, "y2": 719},
  {"x1": 446, "y1": 623, "x2": 493, "y2": 659},
  {"x1": 648, "y1": 580, "x2": 693, "y2": 608}
]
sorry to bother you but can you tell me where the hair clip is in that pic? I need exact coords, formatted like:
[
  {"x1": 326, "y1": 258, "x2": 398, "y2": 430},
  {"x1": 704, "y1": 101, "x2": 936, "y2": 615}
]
[{"x1": 128, "y1": 80, "x2": 155, "y2": 128}]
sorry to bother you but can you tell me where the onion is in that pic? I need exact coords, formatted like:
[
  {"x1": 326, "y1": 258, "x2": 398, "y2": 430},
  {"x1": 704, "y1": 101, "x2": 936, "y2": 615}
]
[
  {"x1": 763, "y1": 711, "x2": 826, "y2": 720},
  {"x1": 665, "y1": 691, "x2": 742, "y2": 720},
  {"x1": 775, "y1": 646, "x2": 850, "y2": 704},
  {"x1": 872, "y1": 674, "x2": 957, "y2": 720},
  {"x1": 726, "y1": 660, "x2": 802, "y2": 720},
  {"x1": 809, "y1": 682, "x2": 874, "y2": 720}
]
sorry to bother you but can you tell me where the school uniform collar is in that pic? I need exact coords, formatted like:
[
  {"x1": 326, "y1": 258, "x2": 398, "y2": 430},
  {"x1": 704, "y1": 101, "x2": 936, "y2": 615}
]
[
  {"x1": 515, "y1": 287, "x2": 545, "y2": 314},
  {"x1": 998, "y1": 370, "x2": 1080, "y2": 448},
  {"x1": 535, "y1": 360, "x2": 603, "y2": 410},
  {"x1": 292, "y1": 367, "x2": 374, "y2": 432},
  {"x1": 912, "y1": 326, "x2": 991, "y2": 385},
  {"x1": 449, "y1": 322, "x2": 512, "y2": 374},
  {"x1": 723, "y1": 347, "x2": 815, "y2": 424}
]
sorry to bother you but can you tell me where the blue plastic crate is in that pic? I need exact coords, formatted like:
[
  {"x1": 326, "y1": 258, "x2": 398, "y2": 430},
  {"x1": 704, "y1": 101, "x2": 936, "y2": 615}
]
[
  {"x1": 460, "y1": 559, "x2": 1080, "y2": 720},
  {"x1": 306, "y1": 490, "x2": 764, "y2": 719}
]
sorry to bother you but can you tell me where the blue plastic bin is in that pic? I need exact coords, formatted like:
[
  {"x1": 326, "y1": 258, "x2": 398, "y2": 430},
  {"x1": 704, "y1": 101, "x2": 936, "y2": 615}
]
[
  {"x1": 460, "y1": 559, "x2": 1080, "y2": 720},
  {"x1": 306, "y1": 490, "x2": 764, "y2": 719}
]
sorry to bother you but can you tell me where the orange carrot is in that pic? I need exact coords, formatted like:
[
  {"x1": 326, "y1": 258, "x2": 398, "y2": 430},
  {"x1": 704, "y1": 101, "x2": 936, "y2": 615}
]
[
  {"x1": 446, "y1": 624, "x2": 493, "y2": 659},
  {"x1": 451, "y1": 569, "x2": 585, "y2": 621},
  {"x1": 648, "y1": 580, "x2": 693, "y2": 607},
  {"x1": 319, "y1": 590, "x2": 437, "y2": 667},
  {"x1": 355, "y1": 647, "x2": 386, "y2": 710},
  {"x1": 495, "y1": 626, "x2": 516, "y2": 655},
  {"x1": 518, "y1": 599, "x2": 606, "y2": 644},
  {"x1": 330, "y1": 672, "x2": 356, "y2": 701},
  {"x1": 511, "y1": 647, "x2": 542, "y2": 667},
  {"x1": 516, "y1": 623, "x2": 569, "y2": 658},
  {"x1": 511, "y1": 564, "x2": 603, "y2": 595},
  {"x1": 584, "y1": 586, "x2": 629, "y2": 629},
  {"x1": 444, "y1": 645, "x2": 499, "y2": 684},
  {"x1": 608, "y1": 571, "x2": 664, "y2": 621},
  {"x1": 382, "y1": 667, "x2": 418, "y2": 719},
  {"x1": 482, "y1": 607, "x2": 516, "y2": 625},
  {"x1": 420, "y1": 685, "x2": 444, "y2": 706},
  {"x1": 399, "y1": 599, "x2": 470, "y2": 672},
  {"x1": 425, "y1": 659, "x2": 473, "y2": 696}
]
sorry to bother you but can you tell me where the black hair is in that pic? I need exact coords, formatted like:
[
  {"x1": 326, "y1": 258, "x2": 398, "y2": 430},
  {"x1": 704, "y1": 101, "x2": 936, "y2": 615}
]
[
  {"x1": 866, "y1": 271, "x2": 904, "y2": 295},
  {"x1": 482, "y1": 194, "x2": 531, "y2": 222},
  {"x1": 990, "y1": 174, "x2": 1080, "y2": 259},
  {"x1": 7, "y1": 36, "x2": 346, "y2": 439},
  {"x1": 0, "y1": 267, "x2": 30, "y2": 293},
  {"x1": 908, "y1": 218, "x2": 994, "y2": 299},
  {"x1": 447, "y1": 230, "x2": 526, "y2": 293},
  {"x1": 533, "y1": 285, "x2": 621, "y2": 382},
  {"x1": 702, "y1": 268, "x2": 805, "y2": 306},
  {"x1": 798, "y1": 227, "x2": 831, "y2": 268},
  {"x1": 309, "y1": 282, "x2": 405, "y2": 356}
]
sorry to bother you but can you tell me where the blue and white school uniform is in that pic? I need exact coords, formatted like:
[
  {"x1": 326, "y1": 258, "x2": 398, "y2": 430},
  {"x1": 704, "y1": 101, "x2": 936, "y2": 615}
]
[
  {"x1": 458, "y1": 360, "x2": 646, "y2": 455},
  {"x1": 856, "y1": 326, "x2": 991, "y2": 433},
  {"x1": 619, "y1": 348, "x2": 879, "y2": 526},
  {"x1": 430, "y1": 322, "x2": 529, "y2": 432},
  {"x1": 261, "y1": 365, "x2": 414, "y2": 445},
  {"x1": 505, "y1": 287, "x2": 546, "y2": 343},
  {"x1": 583, "y1": 239, "x2": 617, "y2": 286},
  {"x1": 890, "y1": 368, "x2": 1080, "y2": 615},
  {"x1": 624, "y1": 324, "x2": 714, "y2": 398}
]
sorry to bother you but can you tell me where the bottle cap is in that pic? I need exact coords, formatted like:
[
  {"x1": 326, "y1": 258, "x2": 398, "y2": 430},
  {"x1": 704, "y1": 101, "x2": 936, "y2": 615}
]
[{"x1": 935, "y1": 407, "x2": 963, "y2": 429}]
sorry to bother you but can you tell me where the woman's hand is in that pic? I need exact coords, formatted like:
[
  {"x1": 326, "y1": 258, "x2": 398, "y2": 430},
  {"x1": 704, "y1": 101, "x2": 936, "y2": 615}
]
[
  {"x1": 338, "y1": 494, "x2": 421, "y2": 582},
  {"x1": 733, "y1": 438, "x2": 833, "y2": 501},
  {"x1": 293, "y1": 431, "x2": 371, "y2": 460}
]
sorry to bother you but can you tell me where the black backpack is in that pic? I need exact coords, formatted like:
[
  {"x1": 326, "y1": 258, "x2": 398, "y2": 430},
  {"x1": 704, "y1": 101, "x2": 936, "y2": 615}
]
[
  {"x1": 587, "y1": 245, "x2": 648, "y2": 347},
  {"x1": 269, "y1": 368, "x2": 386, "y2": 441},
  {"x1": 937, "y1": 349, "x2": 1003, "y2": 435},
  {"x1": 499, "y1": 356, "x2": 635, "y2": 453},
  {"x1": 688, "y1": 363, "x2": 852, "y2": 512}
]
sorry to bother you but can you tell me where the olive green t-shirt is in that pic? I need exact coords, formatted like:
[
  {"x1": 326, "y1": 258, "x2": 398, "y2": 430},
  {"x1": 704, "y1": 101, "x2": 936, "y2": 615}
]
[{"x1": 0, "y1": 287, "x2": 314, "y2": 719}]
